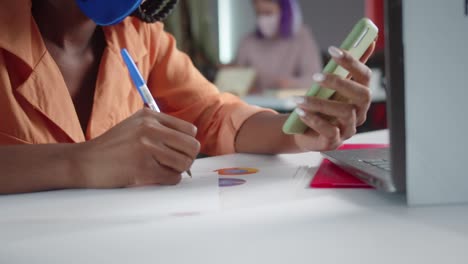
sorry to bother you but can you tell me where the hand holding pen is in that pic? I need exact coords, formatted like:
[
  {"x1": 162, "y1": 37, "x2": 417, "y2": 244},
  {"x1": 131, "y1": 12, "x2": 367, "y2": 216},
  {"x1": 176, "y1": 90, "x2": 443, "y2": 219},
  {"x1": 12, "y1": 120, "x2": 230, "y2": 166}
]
[
  {"x1": 121, "y1": 48, "x2": 197, "y2": 178},
  {"x1": 56, "y1": 52, "x2": 199, "y2": 189}
]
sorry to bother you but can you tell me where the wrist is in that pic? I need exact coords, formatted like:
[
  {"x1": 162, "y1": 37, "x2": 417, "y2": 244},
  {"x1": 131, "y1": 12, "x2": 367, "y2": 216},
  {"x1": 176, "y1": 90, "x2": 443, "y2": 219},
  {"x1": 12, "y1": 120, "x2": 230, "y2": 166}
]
[
  {"x1": 276, "y1": 114, "x2": 304, "y2": 153},
  {"x1": 63, "y1": 142, "x2": 89, "y2": 189},
  {"x1": 291, "y1": 133, "x2": 308, "y2": 152},
  {"x1": 235, "y1": 112, "x2": 301, "y2": 154}
]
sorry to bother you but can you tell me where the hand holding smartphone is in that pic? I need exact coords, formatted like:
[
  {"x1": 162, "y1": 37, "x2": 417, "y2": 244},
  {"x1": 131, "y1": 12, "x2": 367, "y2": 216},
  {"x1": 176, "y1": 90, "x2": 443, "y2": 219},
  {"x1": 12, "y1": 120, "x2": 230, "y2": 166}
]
[{"x1": 282, "y1": 18, "x2": 378, "y2": 134}]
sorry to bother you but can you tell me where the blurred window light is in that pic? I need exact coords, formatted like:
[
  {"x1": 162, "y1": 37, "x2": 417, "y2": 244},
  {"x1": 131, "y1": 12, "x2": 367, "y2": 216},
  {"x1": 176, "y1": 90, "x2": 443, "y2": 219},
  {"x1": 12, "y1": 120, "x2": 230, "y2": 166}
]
[{"x1": 218, "y1": 0, "x2": 233, "y2": 64}]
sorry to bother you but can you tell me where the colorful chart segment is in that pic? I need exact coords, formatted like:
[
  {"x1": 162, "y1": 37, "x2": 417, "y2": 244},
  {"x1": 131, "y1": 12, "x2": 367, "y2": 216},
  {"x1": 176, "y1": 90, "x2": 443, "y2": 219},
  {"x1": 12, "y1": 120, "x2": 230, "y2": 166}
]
[
  {"x1": 218, "y1": 178, "x2": 247, "y2": 187},
  {"x1": 215, "y1": 168, "x2": 259, "y2": 176},
  {"x1": 215, "y1": 167, "x2": 259, "y2": 187}
]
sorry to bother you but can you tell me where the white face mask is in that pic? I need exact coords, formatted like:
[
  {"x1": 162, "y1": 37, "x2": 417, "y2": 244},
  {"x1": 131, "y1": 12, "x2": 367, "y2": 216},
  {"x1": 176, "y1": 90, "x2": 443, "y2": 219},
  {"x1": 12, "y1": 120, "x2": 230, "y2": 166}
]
[{"x1": 257, "y1": 14, "x2": 280, "y2": 38}]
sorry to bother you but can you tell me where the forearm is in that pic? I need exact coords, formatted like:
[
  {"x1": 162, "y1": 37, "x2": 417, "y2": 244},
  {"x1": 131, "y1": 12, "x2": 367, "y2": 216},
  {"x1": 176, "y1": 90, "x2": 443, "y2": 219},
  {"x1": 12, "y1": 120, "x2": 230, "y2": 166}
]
[
  {"x1": 235, "y1": 112, "x2": 300, "y2": 154},
  {"x1": 0, "y1": 144, "x2": 80, "y2": 194}
]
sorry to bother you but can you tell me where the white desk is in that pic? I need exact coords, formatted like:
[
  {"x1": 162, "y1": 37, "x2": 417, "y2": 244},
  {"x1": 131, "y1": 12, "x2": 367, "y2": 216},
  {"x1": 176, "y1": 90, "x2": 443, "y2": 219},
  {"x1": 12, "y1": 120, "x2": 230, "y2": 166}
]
[{"x1": 1, "y1": 130, "x2": 468, "y2": 264}]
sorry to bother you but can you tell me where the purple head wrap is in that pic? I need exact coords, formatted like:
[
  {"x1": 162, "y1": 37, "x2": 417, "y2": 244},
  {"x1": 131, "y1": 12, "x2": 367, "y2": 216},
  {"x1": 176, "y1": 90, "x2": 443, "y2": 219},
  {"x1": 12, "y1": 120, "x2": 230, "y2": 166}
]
[{"x1": 256, "y1": 0, "x2": 303, "y2": 38}]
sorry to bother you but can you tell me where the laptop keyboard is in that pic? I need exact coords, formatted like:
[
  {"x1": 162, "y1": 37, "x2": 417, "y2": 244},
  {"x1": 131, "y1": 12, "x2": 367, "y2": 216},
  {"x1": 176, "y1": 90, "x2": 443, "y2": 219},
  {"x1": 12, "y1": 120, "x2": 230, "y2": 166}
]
[{"x1": 360, "y1": 159, "x2": 391, "y2": 171}]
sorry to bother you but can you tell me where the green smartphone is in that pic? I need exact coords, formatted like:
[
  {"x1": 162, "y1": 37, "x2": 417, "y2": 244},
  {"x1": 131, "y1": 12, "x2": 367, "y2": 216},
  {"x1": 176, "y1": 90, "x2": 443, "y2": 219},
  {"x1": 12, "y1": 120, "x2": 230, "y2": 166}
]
[{"x1": 282, "y1": 18, "x2": 379, "y2": 134}]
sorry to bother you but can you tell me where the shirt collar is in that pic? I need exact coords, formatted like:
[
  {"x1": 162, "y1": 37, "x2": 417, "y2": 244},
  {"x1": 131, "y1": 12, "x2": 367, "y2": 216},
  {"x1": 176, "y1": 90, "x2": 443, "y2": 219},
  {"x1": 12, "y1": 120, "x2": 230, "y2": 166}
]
[
  {"x1": 0, "y1": 0, "x2": 148, "y2": 143},
  {"x1": 102, "y1": 19, "x2": 148, "y2": 64},
  {"x1": 0, "y1": 0, "x2": 148, "y2": 70},
  {"x1": 0, "y1": 0, "x2": 44, "y2": 70}
]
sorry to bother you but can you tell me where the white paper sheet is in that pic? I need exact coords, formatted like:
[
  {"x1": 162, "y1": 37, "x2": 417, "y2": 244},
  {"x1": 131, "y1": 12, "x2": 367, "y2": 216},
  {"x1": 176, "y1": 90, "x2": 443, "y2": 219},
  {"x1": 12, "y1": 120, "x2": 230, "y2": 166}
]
[
  {"x1": 0, "y1": 173, "x2": 220, "y2": 223},
  {"x1": 192, "y1": 164, "x2": 313, "y2": 210}
]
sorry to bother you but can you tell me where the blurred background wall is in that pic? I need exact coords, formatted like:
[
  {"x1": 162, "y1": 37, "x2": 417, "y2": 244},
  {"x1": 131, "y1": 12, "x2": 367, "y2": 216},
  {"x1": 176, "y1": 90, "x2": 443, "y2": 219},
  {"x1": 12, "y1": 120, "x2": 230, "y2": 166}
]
[
  {"x1": 165, "y1": 0, "x2": 365, "y2": 65},
  {"x1": 216, "y1": 0, "x2": 365, "y2": 64}
]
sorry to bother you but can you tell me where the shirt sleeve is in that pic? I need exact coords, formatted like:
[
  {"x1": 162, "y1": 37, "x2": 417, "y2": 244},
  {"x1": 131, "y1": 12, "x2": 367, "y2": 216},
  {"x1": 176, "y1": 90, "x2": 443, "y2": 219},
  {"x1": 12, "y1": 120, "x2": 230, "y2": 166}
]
[{"x1": 145, "y1": 24, "x2": 275, "y2": 156}]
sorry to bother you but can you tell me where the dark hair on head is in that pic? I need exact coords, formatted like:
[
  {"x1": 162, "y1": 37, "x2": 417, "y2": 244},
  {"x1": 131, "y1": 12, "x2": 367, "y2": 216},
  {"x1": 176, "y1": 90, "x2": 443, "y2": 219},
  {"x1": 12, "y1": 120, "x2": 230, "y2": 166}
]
[{"x1": 132, "y1": 0, "x2": 179, "y2": 23}]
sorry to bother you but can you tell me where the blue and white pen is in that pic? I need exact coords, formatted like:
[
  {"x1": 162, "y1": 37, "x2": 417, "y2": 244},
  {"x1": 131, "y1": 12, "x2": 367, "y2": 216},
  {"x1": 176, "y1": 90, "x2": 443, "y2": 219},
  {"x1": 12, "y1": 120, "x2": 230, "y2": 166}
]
[
  {"x1": 121, "y1": 48, "x2": 192, "y2": 177},
  {"x1": 121, "y1": 48, "x2": 160, "y2": 112}
]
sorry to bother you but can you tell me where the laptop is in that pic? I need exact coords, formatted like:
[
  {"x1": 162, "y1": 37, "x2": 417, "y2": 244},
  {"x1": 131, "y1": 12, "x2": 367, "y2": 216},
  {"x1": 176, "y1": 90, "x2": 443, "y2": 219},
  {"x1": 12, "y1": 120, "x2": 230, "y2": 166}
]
[{"x1": 321, "y1": 0, "x2": 406, "y2": 193}]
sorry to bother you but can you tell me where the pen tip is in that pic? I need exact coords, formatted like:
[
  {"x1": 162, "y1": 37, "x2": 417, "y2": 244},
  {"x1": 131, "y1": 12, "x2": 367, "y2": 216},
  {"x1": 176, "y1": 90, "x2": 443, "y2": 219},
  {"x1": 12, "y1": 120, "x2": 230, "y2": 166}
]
[{"x1": 187, "y1": 170, "x2": 192, "y2": 178}]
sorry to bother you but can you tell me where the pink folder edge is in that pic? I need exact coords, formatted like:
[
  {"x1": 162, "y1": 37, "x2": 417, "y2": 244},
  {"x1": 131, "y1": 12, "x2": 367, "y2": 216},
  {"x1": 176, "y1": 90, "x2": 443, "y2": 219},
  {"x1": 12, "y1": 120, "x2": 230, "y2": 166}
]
[{"x1": 310, "y1": 144, "x2": 389, "y2": 189}]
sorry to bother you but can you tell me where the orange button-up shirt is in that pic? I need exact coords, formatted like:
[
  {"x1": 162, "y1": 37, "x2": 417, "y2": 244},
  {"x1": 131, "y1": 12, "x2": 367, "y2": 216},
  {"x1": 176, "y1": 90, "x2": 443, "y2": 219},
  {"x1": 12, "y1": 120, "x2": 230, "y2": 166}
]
[{"x1": 0, "y1": 0, "x2": 272, "y2": 155}]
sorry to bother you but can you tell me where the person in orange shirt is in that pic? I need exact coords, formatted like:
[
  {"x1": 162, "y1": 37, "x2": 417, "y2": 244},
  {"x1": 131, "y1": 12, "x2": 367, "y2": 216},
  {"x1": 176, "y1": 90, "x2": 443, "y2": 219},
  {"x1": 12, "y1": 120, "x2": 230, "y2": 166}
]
[{"x1": 0, "y1": 0, "x2": 374, "y2": 194}]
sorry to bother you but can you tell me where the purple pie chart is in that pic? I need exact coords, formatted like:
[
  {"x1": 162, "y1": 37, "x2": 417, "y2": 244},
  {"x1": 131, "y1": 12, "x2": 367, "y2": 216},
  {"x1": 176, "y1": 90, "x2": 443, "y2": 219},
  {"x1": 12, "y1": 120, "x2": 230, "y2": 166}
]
[{"x1": 218, "y1": 178, "x2": 246, "y2": 187}]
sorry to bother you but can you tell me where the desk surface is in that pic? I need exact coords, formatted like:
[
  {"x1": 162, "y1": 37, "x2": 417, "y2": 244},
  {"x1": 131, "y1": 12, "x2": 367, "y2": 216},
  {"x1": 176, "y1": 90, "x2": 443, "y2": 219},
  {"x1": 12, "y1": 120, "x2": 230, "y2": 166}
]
[{"x1": 1, "y1": 130, "x2": 468, "y2": 264}]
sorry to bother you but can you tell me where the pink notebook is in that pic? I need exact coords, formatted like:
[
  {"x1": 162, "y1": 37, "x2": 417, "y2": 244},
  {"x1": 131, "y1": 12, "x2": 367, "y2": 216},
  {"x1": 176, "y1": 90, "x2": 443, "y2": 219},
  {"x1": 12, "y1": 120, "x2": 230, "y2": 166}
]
[{"x1": 310, "y1": 144, "x2": 389, "y2": 189}]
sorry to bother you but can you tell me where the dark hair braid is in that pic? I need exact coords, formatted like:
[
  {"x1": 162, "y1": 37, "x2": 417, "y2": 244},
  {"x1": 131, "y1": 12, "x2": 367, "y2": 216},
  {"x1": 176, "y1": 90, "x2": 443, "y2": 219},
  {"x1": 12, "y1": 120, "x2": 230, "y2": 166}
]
[{"x1": 132, "y1": 0, "x2": 179, "y2": 23}]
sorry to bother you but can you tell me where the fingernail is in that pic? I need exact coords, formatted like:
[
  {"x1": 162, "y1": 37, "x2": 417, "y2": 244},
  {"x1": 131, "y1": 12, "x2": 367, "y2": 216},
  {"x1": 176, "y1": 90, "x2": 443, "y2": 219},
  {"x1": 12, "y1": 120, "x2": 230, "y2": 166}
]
[
  {"x1": 292, "y1": 96, "x2": 305, "y2": 105},
  {"x1": 328, "y1": 46, "x2": 344, "y2": 59},
  {"x1": 312, "y1": 73, "x2": 325, "y2": 83},
  {"x1": 295, "y1": 108, "x2": 306, "y2": 117}
]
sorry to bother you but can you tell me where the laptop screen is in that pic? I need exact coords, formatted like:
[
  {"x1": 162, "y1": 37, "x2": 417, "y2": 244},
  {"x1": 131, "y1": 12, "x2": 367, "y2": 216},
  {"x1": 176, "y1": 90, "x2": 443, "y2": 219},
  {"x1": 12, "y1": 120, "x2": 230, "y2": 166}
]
[{"x1": 384, "y1": 0, "x2": 406, "y2": 191}]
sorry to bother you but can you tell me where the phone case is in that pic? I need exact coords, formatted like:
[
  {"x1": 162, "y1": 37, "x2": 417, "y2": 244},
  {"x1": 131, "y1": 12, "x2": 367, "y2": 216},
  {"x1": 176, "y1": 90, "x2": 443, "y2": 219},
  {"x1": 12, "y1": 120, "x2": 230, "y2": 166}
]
[{"x1": 282, "y1": 18, "x2": 379, "y2": 134}]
